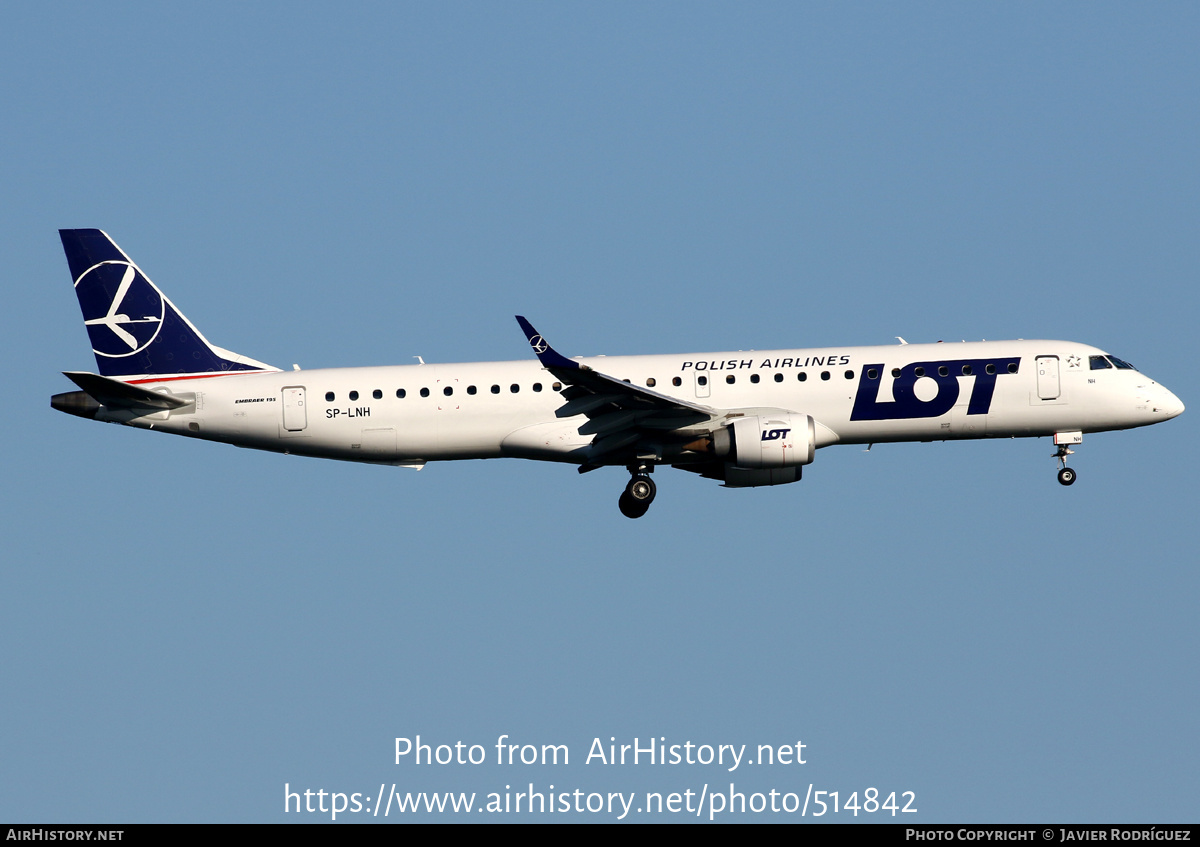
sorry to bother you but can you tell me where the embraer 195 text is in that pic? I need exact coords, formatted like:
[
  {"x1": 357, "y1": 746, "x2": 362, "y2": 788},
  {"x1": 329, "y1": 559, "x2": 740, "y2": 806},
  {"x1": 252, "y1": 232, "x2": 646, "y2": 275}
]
[{"x1": 51, "y1": 230, "x2": 1184, "y2": 518}]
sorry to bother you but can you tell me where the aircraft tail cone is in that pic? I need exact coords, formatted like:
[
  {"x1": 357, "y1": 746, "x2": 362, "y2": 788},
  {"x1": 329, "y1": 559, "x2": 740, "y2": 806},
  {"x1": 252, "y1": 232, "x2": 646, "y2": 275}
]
[{"x1": 51, "y1": 390, "x2": 100, "y2": 419}]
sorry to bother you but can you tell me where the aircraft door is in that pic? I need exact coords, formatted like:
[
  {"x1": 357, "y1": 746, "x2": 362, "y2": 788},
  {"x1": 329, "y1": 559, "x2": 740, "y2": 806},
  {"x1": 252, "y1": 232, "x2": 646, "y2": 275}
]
[
  {"x1": 1036, "y1": 356, "x2": 1060, "y2": 400},
  {"x1": 282, "y1": 386, "x2": 307, "y2": 431}
]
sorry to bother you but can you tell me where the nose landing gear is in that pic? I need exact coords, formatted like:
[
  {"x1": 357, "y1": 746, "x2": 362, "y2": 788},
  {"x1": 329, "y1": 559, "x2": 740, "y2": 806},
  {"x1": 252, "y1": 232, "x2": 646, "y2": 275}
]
[
  {"x1": 618, "y1": 463, "x2": 656, "y2": 518},
  {"x1": 1054, "y1": 444, "x2": 1077, "y2": 486},
  {"x1": 1052, "y1": 432, "x2": 1083, "y2": 486}
]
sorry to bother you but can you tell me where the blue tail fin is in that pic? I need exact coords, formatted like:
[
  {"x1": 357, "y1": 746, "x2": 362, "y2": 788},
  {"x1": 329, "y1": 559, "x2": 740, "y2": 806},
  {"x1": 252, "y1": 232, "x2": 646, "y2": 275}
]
[{"x1": 60, "y1": 229, "x2": 275, "y2": 379}]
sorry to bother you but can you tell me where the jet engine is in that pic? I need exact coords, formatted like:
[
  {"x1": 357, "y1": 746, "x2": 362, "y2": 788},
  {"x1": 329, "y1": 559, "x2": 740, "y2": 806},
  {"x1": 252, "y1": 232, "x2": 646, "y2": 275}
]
[{"x1": 710, "y1": 413, "x2": 816, "y2": 487}]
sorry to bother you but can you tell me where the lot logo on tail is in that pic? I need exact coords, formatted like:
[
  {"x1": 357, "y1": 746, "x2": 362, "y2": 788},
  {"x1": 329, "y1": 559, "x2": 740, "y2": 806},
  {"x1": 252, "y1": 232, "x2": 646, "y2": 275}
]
[{"x1": 75, "y1": 261, "x2": 165, "y2": 357}]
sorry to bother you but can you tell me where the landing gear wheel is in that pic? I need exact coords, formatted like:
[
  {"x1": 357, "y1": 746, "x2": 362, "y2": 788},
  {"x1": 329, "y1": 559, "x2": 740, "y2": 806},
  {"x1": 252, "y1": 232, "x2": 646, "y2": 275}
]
[
  {"x1": 618, "y1": 492, "x2": 649, "y2": 519},
  {"x1": 1053, "y1": 442, "x2": 1078, "y2": 487},
  {"x1": 618, "y1": 472, "x2": 656, "y2": 518},
  {"x1": 626, "y1": 475, "x2": 656, "y2": 504}
]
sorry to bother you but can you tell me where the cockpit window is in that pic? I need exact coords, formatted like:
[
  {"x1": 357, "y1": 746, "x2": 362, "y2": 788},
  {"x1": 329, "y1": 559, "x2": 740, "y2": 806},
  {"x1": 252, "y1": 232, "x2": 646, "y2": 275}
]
[
  {"x1": 1108, "y1": 356, "x2": 1136, "y2": 370},
  {"x1": 1089, "y1": 355, "x2": 1112, "y2": 370}
]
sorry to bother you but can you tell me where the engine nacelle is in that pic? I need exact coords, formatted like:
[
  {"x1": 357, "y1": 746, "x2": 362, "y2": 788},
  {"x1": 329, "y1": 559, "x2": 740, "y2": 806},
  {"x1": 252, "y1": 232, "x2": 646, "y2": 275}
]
[{"x1": 711, "y1": 413, "x2": 816, "y2": 469}]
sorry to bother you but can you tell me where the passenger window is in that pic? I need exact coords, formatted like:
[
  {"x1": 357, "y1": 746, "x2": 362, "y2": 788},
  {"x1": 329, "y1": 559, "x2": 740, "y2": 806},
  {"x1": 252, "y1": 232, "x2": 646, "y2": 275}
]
[
  {"x1": 396, "y1": 389, "x2": 406, "y2": 399},
  {"x1": 349, "y1": 391, "x2": 359, "y2": 401},
  {"x1": 491, "y1": 385, "x2": 500, "y2": 394},
  {"x1": 672, "y1": 377, "x2": 682, "y2": 387},
  {"x1": 552, "y1": 382, "x2": 562, "y2": 391},
  {"x1": 726, "y1": 374, "x2": 736, "y2": 384},
  {"x1": 444, "y1": 386, "x2": 453, "y2": 396},
  {"x1": 845, "y1": 370, "x2": 854, "y2": 379},
  {"x1": 821, "y1": 371, "x2": 830, "y2": 381},
  {"x1": 1007, "y1": 363, "x2": 1018, "y2": 373},
  {"x1": 774, "y1": 373, "x2": 783, "y2": 383},
  {"x1": 646, "y1": 378, "x2": 656, "y2": 387},
  {"x1": 798, "y1": 372, "x2": 807, "y2": 382},
  {"x1": 372, "y1": 389, "x2": 382, "y2": 400},
  {"x1": 867, "y1": 369, "x2": 879, "y2": 380},
  {"x1": 420, "y1": 387, "x2": 430, "y2": 397},
  {"x1": 467, "y1": 385, "x2": 477, "y2": 395},
  {"x1": 914, "y1": 367, "x2": 925, "y2": 377},
  {"x1": 961, "y1": 365, "x2": 972, "y2": 375},
  {"x1": 698, "y1": 376, "x2": 708, "y2": 386},
  {"x1": 325, "y1": 392, "x2": 335, "y2": 401},
  {"x1": 891, "y1": 368, "x2": 900, "y2": 378},
  {"x1": 510, "y1": 384, "x2": 520, "y2": 393},
  {"x1": 750, "y1": 374, "x2": 760, "y2": 384},
  {"x1": 985, "y1": 364, "x2": 996, "y2": 375},
  {"x1": 533, "y1": 383, "x2": 542, "y2": 392},
  {"x1": 938, "y1": 366, "x2": 948, "y2": 377}
]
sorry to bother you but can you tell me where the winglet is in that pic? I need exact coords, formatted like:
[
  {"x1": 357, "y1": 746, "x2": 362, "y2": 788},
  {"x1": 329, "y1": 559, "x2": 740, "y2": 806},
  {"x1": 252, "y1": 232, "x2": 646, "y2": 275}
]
[{"x1": 515, "y1": 316, "x2": 582, "y2": 371}]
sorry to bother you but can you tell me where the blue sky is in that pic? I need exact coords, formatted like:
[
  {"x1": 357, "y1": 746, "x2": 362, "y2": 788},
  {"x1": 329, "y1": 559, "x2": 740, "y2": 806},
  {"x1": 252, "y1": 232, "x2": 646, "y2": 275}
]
[{"x1": 2, "y1": 2, "x2": 1197, "y2": 822}]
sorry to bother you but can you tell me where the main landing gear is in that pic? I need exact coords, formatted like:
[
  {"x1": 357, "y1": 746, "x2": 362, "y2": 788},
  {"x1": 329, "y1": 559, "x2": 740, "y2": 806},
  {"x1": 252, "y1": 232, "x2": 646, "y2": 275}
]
[
  {"x1": 618, "y1": 463, "x2": 656, "y2": 519},
  {"x1": 1054, "y1": 444, "x2": 1077, "y2": 486}
]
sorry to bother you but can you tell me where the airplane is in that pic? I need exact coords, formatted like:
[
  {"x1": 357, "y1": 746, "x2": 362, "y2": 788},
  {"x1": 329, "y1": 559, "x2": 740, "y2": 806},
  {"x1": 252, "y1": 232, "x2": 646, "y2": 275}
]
[{"x1": 51, "y1": 229, "x2": 1184, "y2": 518}]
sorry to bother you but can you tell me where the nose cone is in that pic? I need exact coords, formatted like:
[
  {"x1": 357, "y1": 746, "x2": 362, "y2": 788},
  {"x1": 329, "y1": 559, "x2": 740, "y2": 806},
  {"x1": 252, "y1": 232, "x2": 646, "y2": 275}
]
[
  {"x1": 1156, "y1": 388, "x2": 1185, "y2": 417},
  {"x1": 1154, "y1": 384, "x2": 1184, "y2": 420}
]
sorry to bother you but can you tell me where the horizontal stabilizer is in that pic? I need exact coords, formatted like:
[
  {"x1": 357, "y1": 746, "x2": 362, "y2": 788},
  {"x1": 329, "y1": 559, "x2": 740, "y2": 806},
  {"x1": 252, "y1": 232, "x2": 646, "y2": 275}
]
[{"x1": 62, "y1": 371, "x2": 192, "y2": 411}]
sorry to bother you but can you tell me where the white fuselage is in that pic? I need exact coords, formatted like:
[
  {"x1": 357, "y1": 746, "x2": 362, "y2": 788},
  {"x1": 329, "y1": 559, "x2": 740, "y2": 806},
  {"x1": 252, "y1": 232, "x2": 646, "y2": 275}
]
[{"x1": 104, "y1": 339, "x2": 1183, "y2": 467}]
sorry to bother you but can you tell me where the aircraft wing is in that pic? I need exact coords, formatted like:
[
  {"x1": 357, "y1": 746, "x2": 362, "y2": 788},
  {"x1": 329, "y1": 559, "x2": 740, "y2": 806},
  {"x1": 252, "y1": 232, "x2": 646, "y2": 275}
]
[{"x1": 515, "y1": 316, "x2": 718, "y2": 462}]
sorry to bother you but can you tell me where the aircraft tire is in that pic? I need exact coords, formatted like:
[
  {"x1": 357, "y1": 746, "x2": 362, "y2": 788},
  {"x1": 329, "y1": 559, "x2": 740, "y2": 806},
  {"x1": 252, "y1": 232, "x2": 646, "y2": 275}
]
[
  {"x1": 618, "y1": 491, "x2": 649, "y2": 519},
  {"x1": 627, "y1": 475, "x2": 656, "y2": 504},
  {"x1": 1057, "y1": 467, "x2": 1077, "y2": 486}
]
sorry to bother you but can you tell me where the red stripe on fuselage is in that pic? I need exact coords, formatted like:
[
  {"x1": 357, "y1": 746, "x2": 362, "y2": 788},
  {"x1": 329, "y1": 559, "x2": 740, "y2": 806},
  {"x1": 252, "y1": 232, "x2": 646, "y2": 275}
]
[{"x1": 126, "y1": 370, "x2": 275, "y2": 385}]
